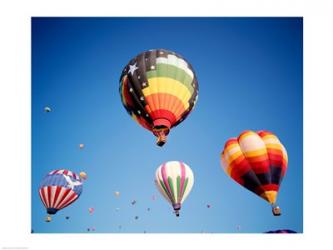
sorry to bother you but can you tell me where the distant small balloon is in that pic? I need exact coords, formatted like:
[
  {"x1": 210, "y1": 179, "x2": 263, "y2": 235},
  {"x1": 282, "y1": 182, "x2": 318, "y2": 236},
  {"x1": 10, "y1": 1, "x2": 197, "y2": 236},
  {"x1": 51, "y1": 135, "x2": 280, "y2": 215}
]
[
  {"x1": 135, "y1": 216, "x2": 139, "y2": 220},
  {"x1": 131, "y1": 200, "x2": 136, "y2": 205},
  {"x1": 79, "y1": 144, "x2": 85, "y2": 149},
  {"x1": 147, "y1": 208, "x2": 151, "y2": 211},
  {"x1": 79, "y1": 172, "x2": 87, "y2": 180},
  {"x1": 65, "y1": 216, "x2": 70, "y2": 220},
  {"x1": 207, "y1": 204, "x2": 211, "y2": 208},
  {"x1": 44, "y1": 106, "x2": 51, "y2": 112},
  {"x1": 114, "y1": 191, "x2": 120, "y2": 197},
  {"x1": 88, "y1": 207, "x2": 94, "y2": 214}
]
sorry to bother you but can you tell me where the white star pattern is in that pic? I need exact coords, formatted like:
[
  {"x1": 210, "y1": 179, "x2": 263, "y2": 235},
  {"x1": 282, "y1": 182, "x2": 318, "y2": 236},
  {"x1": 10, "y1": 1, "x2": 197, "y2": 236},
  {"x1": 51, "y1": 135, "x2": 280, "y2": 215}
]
[{"x1": 128, "y1": 63, "x2": 138, "y2": 75}]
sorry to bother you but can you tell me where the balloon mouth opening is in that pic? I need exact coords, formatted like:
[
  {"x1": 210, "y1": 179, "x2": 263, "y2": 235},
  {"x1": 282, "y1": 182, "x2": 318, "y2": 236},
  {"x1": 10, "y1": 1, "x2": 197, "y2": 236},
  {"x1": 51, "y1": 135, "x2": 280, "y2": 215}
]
[
  {"x1": 47, "y1": 208, "x2": 58, "y2": 215},
  {"x1": 272, "y1": 205, "x2": 281, "y2": 216},
  {"x1": 153, "y1": 119, "x2": 171, "y2": 147}
]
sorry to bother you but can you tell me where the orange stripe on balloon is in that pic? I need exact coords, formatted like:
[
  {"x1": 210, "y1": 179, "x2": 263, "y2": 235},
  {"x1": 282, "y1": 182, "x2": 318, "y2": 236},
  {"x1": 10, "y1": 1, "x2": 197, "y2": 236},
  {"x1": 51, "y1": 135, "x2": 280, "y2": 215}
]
[
  {"x1": 245, "y1": 154, "x2": 270, "y2": 163},
  {"x1": 145, "y1": 93, "x2": 186, "y2": 120}
]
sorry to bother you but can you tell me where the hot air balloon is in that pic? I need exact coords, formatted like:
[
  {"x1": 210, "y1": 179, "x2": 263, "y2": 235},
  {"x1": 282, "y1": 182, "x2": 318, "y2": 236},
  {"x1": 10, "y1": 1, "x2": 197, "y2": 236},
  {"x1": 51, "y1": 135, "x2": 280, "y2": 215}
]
[
  {"x1": 114, "y1": 191, "x2": 120, "y2": 197},
  {"x1": 220, "y1": 130, "x2": 288, "y2": 216},
  {"x1": 265, "y1": 229, "x2": 297, "y2": 233},
  {"x1": 44, "y1": 106, "x2": 51, "y2": 113},
  {"x1": 119, "y1": 49, "x2": 199, "y2": 146},
  {"x1": 155, "y1": 161, "x2": 194, "y2": 216},
  {"x1": 88, "y1": 207, "x2": 94, "y2": 214},
  {"x1": 39, "y1": 169, "x2": 83, "y2": 222},
  {"x1": 79, "y1": 144, "x2": 85, "y2": 149},
  {"x1": 79, "y1": 171, "x2": 87, "y2": 180}
]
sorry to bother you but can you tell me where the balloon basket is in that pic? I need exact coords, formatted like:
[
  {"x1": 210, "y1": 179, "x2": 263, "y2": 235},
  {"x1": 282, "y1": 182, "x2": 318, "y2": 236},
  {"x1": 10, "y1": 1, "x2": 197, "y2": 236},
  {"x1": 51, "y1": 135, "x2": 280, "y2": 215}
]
[
  {"x1": 156, "y1": 132, "x2": 167, "y2": 147},
  {"x1": 45, "y1": 215, "x2": 52, "y2": 222},
  {"x1": 272, "y1": 206, "x2": 281, "y2": 216}
]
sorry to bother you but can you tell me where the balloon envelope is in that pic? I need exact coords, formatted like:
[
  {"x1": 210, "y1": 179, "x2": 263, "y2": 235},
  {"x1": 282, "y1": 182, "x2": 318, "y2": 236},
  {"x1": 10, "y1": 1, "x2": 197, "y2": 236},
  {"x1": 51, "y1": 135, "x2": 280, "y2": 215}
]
[
  {"x1": 39, "y1": 169, "x2": 83, "y2": 215},
  {"x1": 221, "y1": 130, "x2": 288, "y2": 212},
  {"x1": 44, "y1": 106, "x2": 51, "y2": 112},
  {"x1": 119, "y1": 49, "x2": 199, "y2": 146},
  {"x1": 155, "y1": 161, "x2": 194, "y2": 216},
  {"x1": 79, "y1": 172, "x2": 87, "y2": 180}
]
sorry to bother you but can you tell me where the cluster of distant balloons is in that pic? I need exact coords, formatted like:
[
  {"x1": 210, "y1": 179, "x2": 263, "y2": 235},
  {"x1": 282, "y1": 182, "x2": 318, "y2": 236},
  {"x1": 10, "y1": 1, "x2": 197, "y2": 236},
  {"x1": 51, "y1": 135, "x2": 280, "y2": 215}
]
[{"x1": 38, "y1": 49, "x2": 295, "y2": 233}]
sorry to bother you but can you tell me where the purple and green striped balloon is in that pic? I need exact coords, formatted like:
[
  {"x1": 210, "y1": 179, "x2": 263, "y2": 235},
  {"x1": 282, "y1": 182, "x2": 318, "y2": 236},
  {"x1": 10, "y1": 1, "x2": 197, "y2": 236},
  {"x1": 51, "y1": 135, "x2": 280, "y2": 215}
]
[{"x1": 155, "y1": 161, "x2": 194, "y2": 217}]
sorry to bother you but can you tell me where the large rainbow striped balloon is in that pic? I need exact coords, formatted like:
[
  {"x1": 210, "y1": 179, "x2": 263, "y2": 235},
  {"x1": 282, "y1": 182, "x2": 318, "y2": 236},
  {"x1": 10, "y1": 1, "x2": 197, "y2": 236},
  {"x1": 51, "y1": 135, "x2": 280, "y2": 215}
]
[
  {"x1": 155, "y1": 161, "x2": 194, "y2": 216},
  {"x1": 39, "y1": 169, "x2": 83, "y2": 221},
  {"x1": 119, "y1": 49, "x2": 199, "y2": 146},
  {"x1": 220, "y1": 130, "x2": 288, "y2": 216}
]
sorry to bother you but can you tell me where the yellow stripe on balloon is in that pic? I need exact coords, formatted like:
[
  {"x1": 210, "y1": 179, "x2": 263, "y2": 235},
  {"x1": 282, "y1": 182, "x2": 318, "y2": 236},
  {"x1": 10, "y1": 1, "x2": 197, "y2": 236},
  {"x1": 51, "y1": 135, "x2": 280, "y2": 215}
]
[
  {"x1": 260, "y1": 191, "x2": 277, "y2": 204},
  {"x1": 265, "y1": 143, "x2": 283, "y2": 150},
  {"x1": 224, "y1": 142, "x2": 239, "y2": 153},
  {"x1": 242, "y1": 148, "x2": 267, "y2": 158},
  {"x1": 238, "y1": 131, "x2": 256, "y2": 140},
  {"x1": 224, "y1": 149, "x2": 243, "y2": 165},
  {"x1": 143, "y1": 77, "x2": 191, "y2": 110},
  {"x1": 260, "y1": 134, "x2": 277, "y2": 140}
]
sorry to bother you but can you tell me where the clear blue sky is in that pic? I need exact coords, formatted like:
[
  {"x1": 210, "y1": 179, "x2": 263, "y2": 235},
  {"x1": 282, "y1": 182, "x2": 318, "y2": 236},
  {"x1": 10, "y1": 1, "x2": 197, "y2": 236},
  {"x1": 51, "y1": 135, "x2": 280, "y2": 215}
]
[{"x1": 31, "y1": 17, "x2": 303, "y2": 233}]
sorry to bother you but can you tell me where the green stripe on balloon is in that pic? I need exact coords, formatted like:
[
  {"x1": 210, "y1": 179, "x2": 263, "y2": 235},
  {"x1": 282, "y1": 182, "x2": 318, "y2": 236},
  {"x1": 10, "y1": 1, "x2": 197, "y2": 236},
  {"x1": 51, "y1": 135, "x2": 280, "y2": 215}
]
[
  {"x1": 146, "y1": 63, "x2": 194, "y2": 93},
  {"x1": 159, "y1": 180, "x2": 172, "y2": 202},
  {"x1": 182, "y1": 178, "x2": 189, "y2": 198},
  {"x1": 168, "y1": 177, "x2": 176, "y2": 203},
  {"x1": 177, "y1": 176, "x2": 181, "y2": 203}
]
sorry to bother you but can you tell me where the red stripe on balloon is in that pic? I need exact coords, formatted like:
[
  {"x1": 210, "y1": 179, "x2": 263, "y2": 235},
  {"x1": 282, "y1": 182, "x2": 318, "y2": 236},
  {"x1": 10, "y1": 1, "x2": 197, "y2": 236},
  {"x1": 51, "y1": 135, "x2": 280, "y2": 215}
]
[{"x1": 149, "y1": 109, "x2": 177, "y2": 126}]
